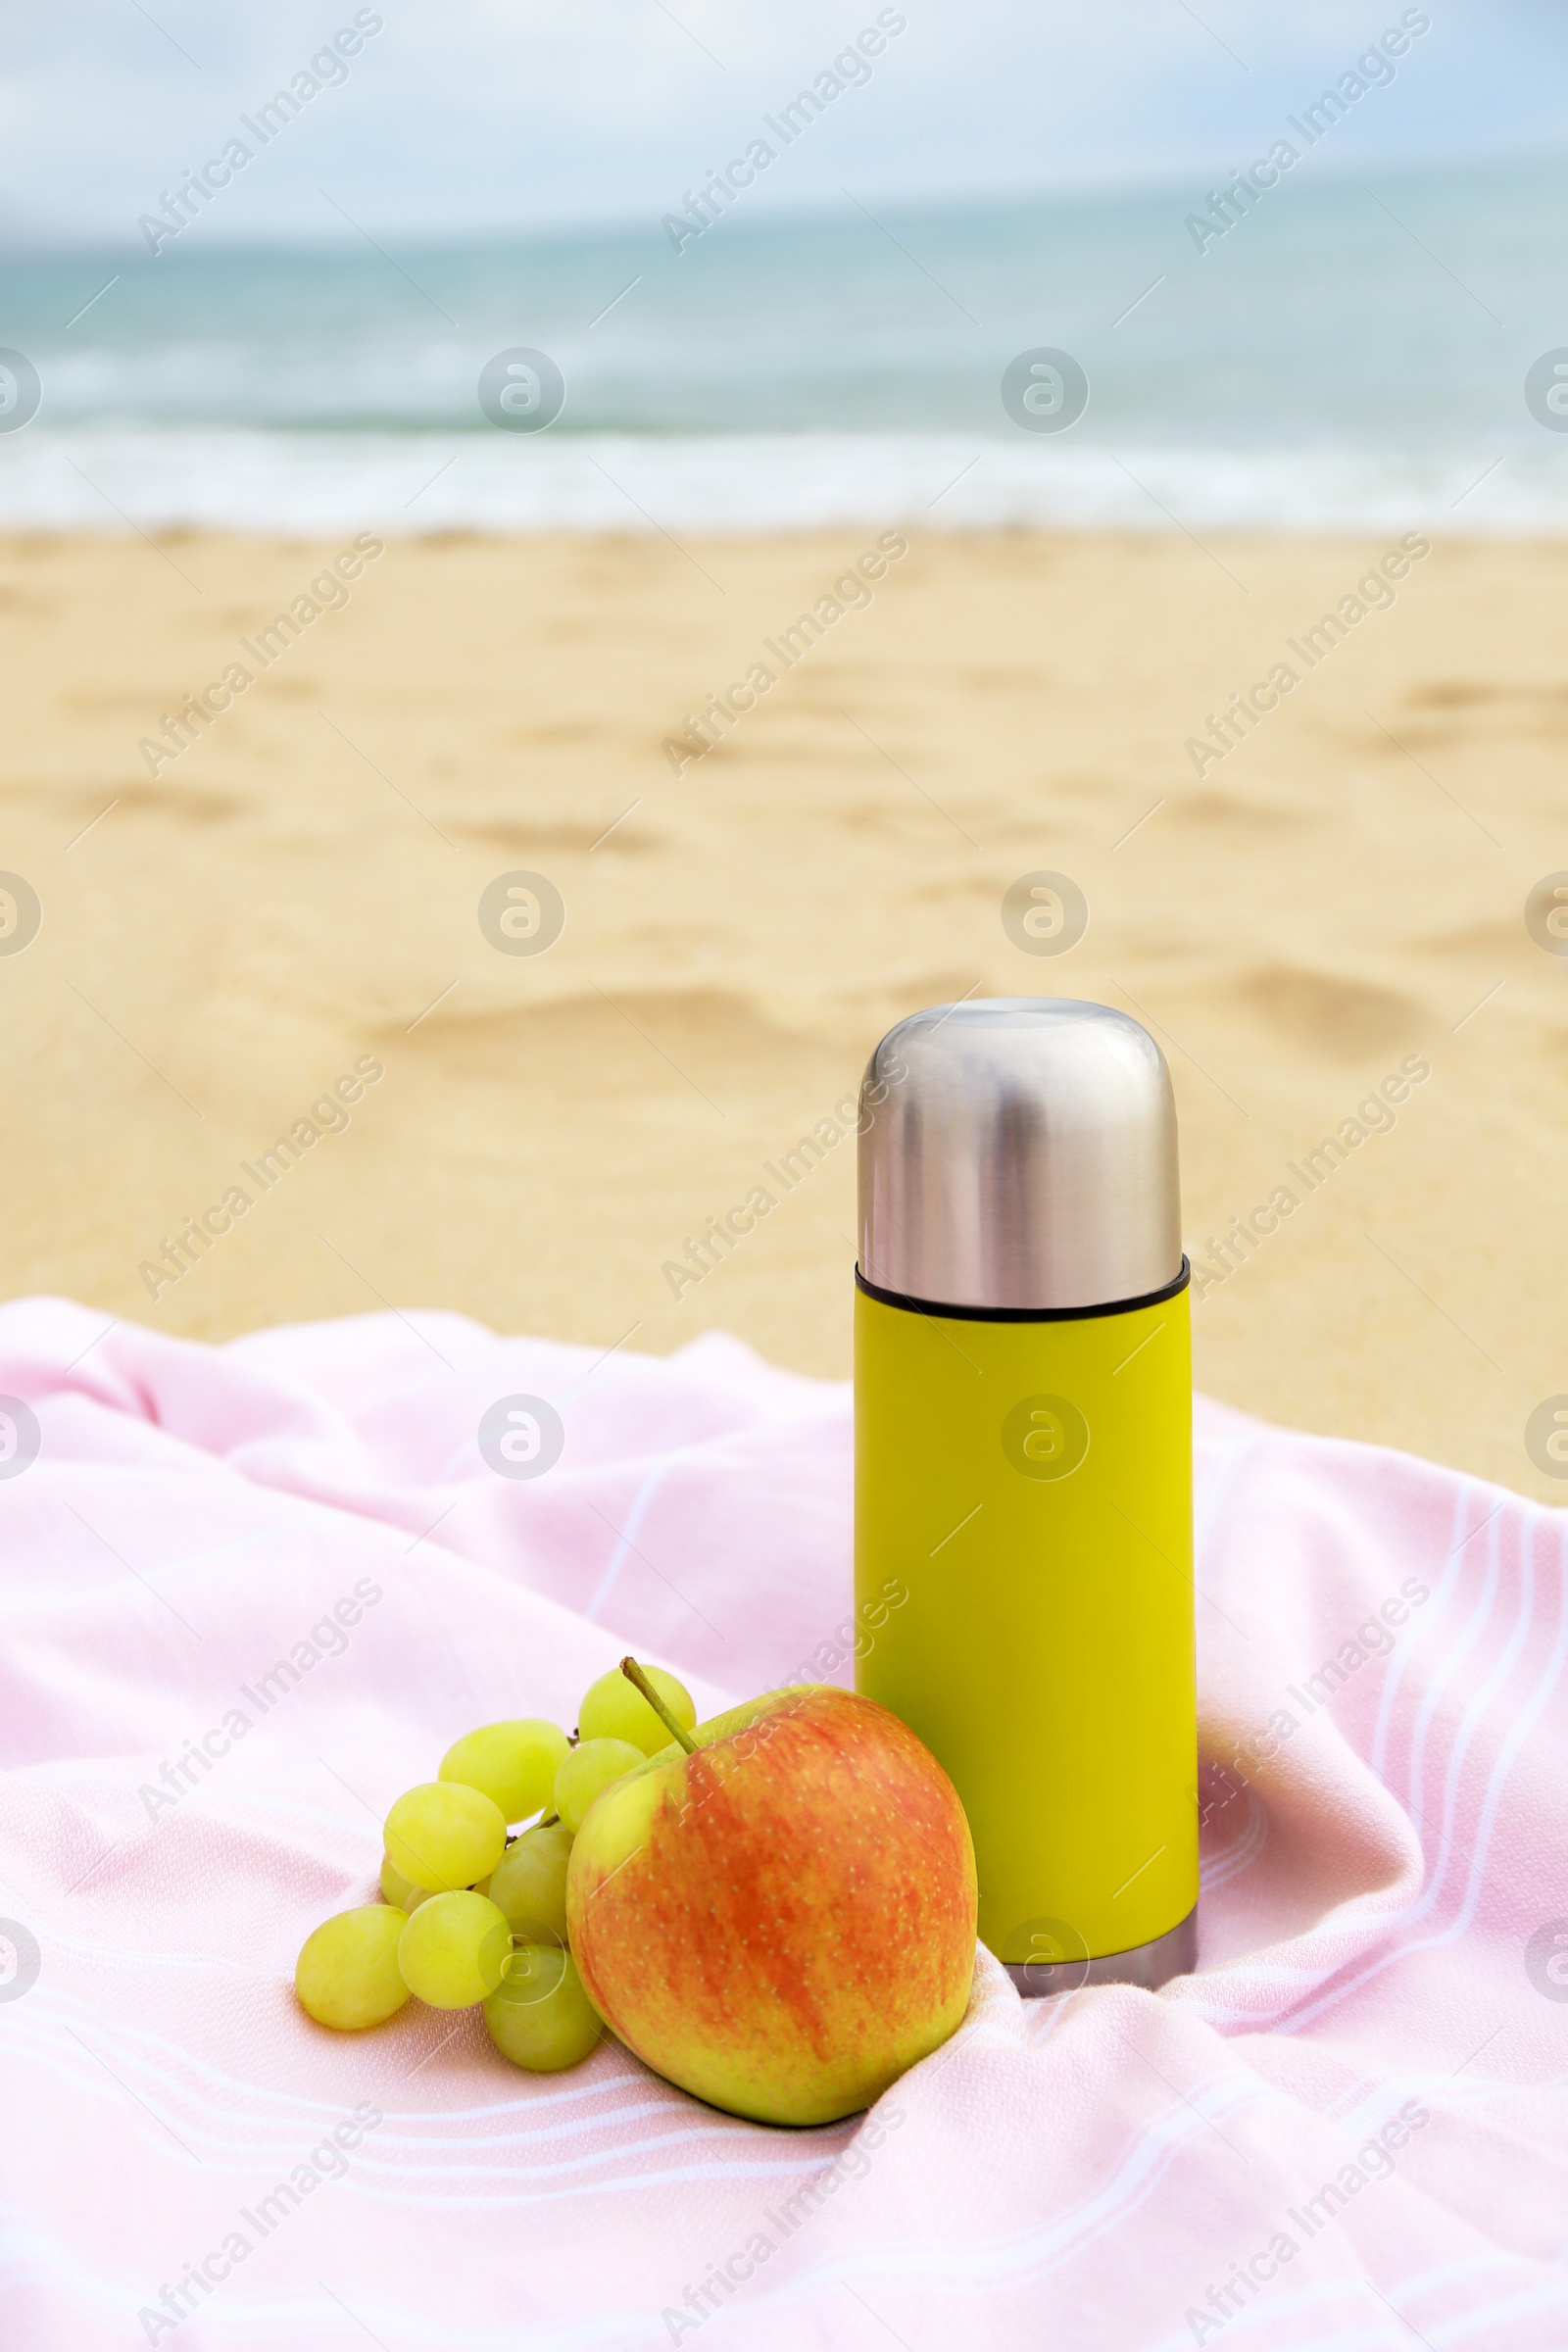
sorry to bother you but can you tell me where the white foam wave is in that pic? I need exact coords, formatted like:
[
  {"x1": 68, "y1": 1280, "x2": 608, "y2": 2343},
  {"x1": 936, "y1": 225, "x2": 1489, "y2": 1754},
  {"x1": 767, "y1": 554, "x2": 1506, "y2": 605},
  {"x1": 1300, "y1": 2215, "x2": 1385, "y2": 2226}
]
[{"x1": 0, "y1": 426, "x2": 1564, "y2": 536}]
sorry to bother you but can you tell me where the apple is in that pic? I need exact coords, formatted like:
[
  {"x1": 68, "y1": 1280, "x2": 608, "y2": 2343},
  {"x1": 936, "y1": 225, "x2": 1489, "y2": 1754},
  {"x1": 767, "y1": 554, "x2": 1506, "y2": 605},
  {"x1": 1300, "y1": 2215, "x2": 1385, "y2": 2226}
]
[{"x1": 564, "y1": 1675, "x2": 977, "y2": 2127}]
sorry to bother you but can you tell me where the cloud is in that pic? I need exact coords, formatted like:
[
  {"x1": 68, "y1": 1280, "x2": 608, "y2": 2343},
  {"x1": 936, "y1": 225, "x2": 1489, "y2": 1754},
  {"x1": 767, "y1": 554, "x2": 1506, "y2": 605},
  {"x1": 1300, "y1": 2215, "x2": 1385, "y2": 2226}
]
[{"x1": 0, "y1": 0, "x2": 1558, "y2": 247}]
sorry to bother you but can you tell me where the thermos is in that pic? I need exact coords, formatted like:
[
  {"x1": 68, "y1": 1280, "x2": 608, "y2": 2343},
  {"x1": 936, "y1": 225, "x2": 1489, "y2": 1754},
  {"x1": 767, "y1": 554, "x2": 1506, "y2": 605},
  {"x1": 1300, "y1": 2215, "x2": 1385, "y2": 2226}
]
[{"x1": 854, "y1": 998, "x2": 1198, "y2": 1993}]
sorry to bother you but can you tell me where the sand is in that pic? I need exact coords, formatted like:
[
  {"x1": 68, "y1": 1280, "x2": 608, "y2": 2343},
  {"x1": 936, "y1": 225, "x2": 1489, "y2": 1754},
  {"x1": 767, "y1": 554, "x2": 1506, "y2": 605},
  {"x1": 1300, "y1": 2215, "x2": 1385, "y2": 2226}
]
[{"x1": 0, "y1": 522, "x2": 1562, "y2": 1497}]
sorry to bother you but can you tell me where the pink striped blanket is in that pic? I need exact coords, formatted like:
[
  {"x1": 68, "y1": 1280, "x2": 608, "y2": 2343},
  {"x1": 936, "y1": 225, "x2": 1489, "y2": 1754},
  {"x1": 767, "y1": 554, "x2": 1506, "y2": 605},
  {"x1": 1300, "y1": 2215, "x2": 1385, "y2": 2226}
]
[{"x1": 3, "y1": 1298, "x2": 1564, "y2": 2350}]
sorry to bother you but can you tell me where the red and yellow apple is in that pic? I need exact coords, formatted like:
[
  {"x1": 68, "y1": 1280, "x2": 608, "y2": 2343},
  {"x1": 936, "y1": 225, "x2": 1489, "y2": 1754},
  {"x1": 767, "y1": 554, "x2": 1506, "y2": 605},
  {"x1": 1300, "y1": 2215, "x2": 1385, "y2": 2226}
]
[{"x1": 564, "y1": 1682, "x2": 977, "y2": 2126}]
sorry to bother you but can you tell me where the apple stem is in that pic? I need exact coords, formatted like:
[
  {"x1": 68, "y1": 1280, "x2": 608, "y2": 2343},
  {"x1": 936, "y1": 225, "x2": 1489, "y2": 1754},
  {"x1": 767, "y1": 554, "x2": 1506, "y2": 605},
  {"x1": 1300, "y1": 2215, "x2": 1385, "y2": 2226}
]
[{"x1": 620, "y1": 1656, "x2": 698, "y2": 1753}]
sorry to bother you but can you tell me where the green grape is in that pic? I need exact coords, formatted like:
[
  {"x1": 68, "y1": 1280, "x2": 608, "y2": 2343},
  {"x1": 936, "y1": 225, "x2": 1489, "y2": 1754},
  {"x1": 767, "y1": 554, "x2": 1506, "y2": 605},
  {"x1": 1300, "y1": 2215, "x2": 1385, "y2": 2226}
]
[
  {"x1": 398, "y1": 1890, "x2": 513, "y2": 2009},
  {"x1": 439, "y1": 1719, "x2": 570, "y2": 1823},
  {"x1": 578, "y1": 1664, "x2": 695, "y2": 1756},
  {"x1": 487, "y1": 1822, "x2": 573, "y2": 1942},
  {"x1": 553, "y1": 1739, "x2": 644, "y2": 1834},
  {"x1": 296, "y1": 1904, "x2": 409, "y2": 2031},
  {"x1": 379, "y1": 1853, "x2": 416, "y2": 1907},
  {"x1": 484, "y1": 1946, "x2": 604, "y2": 2072},
  {"x1": 384, "y1": 1781, "x2": 508, "y2": 1892}
]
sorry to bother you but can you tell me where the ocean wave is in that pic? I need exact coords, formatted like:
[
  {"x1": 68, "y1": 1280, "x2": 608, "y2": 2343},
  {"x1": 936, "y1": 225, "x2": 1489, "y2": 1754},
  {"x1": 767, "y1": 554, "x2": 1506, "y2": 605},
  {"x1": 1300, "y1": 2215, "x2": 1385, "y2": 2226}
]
[{"x1": 0, "y1": 425, "x2": 1562, "y2": 536}]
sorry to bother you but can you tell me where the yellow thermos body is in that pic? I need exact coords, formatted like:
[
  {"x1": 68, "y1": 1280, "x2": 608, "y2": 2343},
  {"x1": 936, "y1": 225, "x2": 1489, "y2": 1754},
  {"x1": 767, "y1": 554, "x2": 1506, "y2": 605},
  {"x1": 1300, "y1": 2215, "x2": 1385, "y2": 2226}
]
[{"x1": 855, "y1": 999, "x2": 1198, "y2": 1993}]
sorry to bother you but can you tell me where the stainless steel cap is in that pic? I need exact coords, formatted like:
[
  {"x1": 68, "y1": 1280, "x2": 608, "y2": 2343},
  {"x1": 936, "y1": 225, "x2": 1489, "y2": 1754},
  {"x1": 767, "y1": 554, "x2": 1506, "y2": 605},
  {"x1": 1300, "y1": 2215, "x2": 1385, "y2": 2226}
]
[{"x1": 858, "y1": 998, "x2": 1182, "y2": 1313}]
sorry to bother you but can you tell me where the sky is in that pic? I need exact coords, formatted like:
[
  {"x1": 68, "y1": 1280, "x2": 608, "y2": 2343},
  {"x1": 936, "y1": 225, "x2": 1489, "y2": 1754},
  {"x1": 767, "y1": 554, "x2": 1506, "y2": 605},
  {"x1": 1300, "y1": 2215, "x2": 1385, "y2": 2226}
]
[{"x1": 0, "y1": 0, "x2": 1562, "y2": 250}]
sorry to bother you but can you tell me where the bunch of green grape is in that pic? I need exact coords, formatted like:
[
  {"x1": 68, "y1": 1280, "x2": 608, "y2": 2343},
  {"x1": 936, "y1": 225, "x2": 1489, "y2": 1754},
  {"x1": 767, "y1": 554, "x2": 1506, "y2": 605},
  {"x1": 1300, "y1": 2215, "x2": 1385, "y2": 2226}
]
[{"x1": 294, "y1": 1661, "x2": 696, "y2": 2072}]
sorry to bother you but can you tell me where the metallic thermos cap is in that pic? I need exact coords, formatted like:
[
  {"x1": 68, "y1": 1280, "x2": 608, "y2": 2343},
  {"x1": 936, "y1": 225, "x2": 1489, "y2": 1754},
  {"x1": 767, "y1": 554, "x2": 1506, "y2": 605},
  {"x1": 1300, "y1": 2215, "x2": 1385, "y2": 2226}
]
[{"x1": 858, "y1": 997, "x2": 1183, "y2": 1313}]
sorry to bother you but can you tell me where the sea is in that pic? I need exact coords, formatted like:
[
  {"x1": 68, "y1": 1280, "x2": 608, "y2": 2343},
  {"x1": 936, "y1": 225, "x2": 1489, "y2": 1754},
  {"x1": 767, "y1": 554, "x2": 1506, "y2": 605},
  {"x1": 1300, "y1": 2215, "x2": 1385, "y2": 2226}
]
[{"x1": 3, "y1": 152, "x2": 1566, "y2": 536}]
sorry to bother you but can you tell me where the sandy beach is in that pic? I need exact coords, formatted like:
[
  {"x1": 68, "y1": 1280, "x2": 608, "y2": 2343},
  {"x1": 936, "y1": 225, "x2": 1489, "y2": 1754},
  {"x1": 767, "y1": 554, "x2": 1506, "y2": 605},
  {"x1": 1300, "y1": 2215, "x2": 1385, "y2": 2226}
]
[{"x1": 0, "y1": 523, "x2": 1561, "y2": 1495}]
